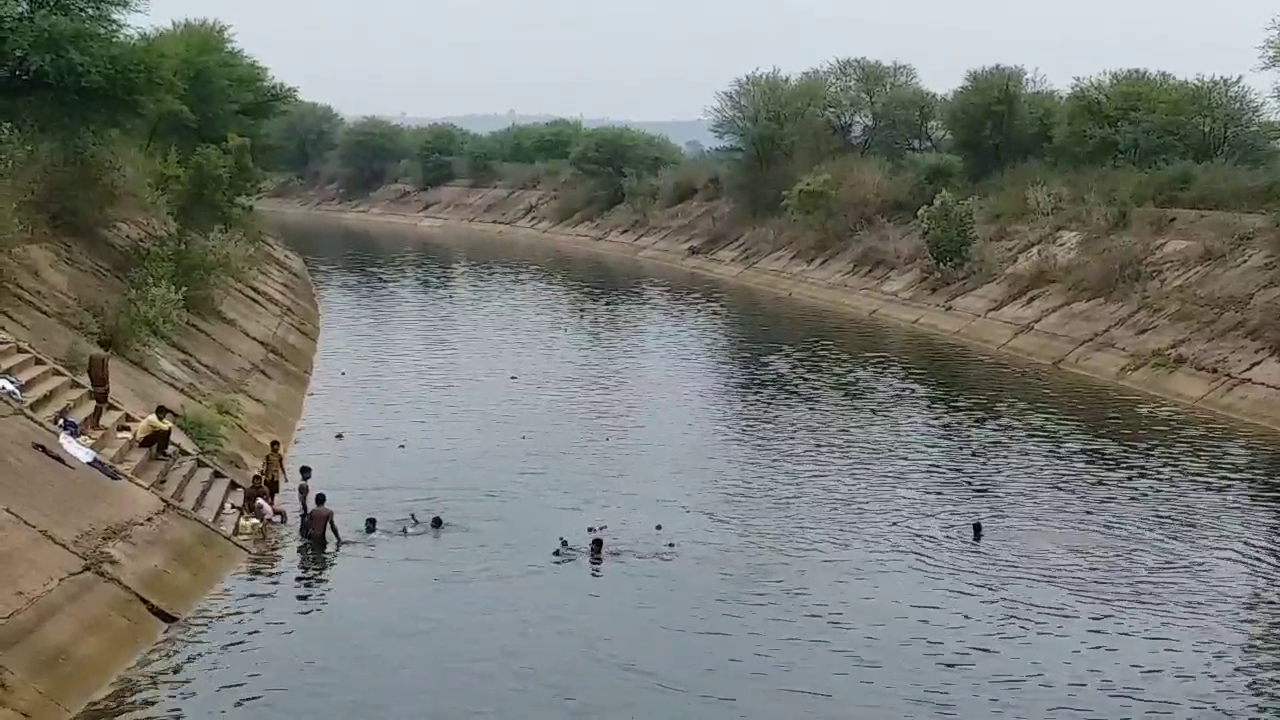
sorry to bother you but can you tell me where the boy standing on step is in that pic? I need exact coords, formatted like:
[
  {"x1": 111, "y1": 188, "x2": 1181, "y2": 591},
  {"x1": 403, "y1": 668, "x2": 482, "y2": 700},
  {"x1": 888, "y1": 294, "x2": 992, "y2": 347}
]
[
  {"x1": 260, "y1": 439, "x2": 286, "y2": 504},
  {"x1": 86, "y1": 336, "x2": 111, "y2": 431}
]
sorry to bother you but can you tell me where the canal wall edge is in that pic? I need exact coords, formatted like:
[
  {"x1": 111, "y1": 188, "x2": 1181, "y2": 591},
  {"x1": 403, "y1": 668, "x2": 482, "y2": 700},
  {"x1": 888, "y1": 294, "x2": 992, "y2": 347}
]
[
  {"x1": 262, "y1": 194, "x2": 1280, "y2": 434},
  {"x1": 0, "y1": 233, "x2": 320, "y2": 718}
]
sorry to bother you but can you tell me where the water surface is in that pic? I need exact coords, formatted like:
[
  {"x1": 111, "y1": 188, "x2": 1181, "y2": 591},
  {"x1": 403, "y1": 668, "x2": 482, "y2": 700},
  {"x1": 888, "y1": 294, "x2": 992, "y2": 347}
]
[{"x1": 82, "y1": 220, "x2": 1280, "y2": 719}]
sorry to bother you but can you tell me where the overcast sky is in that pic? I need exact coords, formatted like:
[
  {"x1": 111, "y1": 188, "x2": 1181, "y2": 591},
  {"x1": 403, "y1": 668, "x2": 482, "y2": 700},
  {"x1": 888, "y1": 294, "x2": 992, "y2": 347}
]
[{"x1": 138, "y1": 0, "x2": 1277, "y2": 120}]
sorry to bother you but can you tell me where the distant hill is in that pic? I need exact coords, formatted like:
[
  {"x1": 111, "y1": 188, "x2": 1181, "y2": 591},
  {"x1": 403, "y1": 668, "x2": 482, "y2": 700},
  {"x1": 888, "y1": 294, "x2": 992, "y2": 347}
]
[{"x1": 386, "y1": 113, "x2": 718, "y2": 147}]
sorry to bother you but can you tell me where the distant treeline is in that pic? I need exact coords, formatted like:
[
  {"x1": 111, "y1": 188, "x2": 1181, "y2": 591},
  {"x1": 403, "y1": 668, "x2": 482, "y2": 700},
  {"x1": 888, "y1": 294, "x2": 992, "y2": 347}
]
[{"x1": 270, "y1": 18, "x2": 1280, "y2": 267}]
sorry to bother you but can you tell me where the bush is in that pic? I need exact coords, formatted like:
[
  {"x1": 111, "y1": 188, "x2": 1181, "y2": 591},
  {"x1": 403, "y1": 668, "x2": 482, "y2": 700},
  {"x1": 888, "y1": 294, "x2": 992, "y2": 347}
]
[
  {"x1": 417, "y1": 152, "x2": 455, "y2": 189},
  {"x1": 177, "y1": 404, "x2": 227, "y2": 453},
  {"x1": 498, "y1": 161, "x2": 569, "y2": 189},
  {"x1": 622, "y1": 171, "x2": 658, "y2": 214},
  {"x1": 462, "y1": 139, "x2": 498, "y2": 184},
  {"x1": 917, "y1": 190, "x2": 977, "y2": 270},
  {"x1": 899, "y1": 153, "x2": 965, "y2": 209},
  {"x1": 569, "y1": 126, "x2": 683, "y2": 210},
  {"x1": 656, "y1": 158, "x2": 723, "y2": 207},
  {"x1": 28, "y1": 139, "x2": 125, "y2": 239},
  {"x1": 783, "y1": 171, "x2": 839, "y2": 232},
  {"x1": 113, "y1": 277, "x2": 187, "y2": 351}
]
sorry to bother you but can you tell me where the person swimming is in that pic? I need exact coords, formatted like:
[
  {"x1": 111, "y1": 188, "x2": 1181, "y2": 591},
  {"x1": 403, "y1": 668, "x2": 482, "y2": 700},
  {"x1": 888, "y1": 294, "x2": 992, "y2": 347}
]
[
  {"x1": 410, "y1": 513, "x2": 420, "y2": 526},
  {"x1": 365, "y1": 517, "x2": 377, "y2": 534},
  {"x1": 590, "y1": 537, "x2": 604, "y2": 556}
]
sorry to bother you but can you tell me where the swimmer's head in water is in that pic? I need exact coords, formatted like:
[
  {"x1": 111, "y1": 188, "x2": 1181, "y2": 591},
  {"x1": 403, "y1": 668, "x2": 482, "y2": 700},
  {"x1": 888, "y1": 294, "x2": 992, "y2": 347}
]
[
  {"x1": 590, "y1": 537, "x2": 604, "y2": 555},
  {"x1": 587, "y1": 526, "x2": 596, "y2": 534},
  {"x1": 410, "y1": 513, "x2": 420, "y2": 525},
  {"x1": 430, "y1": 516, "x2": 443, "y2": 529},
  {"x1": 559, "y1": 537, "x2": 569, "y2": 548},
  {"x1": 364, "y1": 517, "x2": 377, "y2": 533}
]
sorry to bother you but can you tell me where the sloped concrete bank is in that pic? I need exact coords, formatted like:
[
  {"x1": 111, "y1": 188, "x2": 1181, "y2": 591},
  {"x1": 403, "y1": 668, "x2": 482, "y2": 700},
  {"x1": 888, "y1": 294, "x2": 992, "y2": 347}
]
[
  {"x1": 0, "y1": 233, "x2": 319, "y2": 718},
  {"x1": 263, "y1": 186, "x2": 1280, "y2": 433}
]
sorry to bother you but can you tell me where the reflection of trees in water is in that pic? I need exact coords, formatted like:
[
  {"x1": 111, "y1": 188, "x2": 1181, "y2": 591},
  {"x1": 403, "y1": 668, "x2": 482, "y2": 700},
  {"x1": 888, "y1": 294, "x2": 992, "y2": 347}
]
[{"x1": 704, "y1": 291, "x2": 1275, "y2": 466}]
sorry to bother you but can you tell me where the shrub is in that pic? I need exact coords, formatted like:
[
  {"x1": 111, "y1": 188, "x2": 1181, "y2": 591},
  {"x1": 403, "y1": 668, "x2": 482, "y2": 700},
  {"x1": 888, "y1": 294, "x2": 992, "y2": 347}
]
[
  {"x1": 656, "y1": 158, "x2": 723, "y2": 207},
  {"x1": 1061, "y1": 236, "x2": 1151, "y2": 299},
  {"x1": 177, "y1": 404, "x2": 227, "y2": 453},
  {"x1": 416, "y1": 152, "x2": 455, "y2": 189},
  {"x1": 28, "y1": 139, "x2": 125, "y2": 239},
  {"x1": 917, "y1": 190, "x2": 977, "y2": 270},
  {"x1": 462, "y1": 139, "x2": 498, "y2": 184},
  {"x1": 899, "y1": 153, "x2": 965, "y2": 209},
  {"x1": 113, "y1": 277, "x2": 187, "y2": 351},
  {"x1": 622, "y1": 171, "x2": 658, "y2": 215},
  {"x1": 783, "y1": 171, "x2": 839, "y2": 232}
]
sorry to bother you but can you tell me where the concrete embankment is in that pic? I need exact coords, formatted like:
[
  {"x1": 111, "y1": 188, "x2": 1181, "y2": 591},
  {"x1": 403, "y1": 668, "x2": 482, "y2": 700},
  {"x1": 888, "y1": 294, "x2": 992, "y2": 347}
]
[
  {"x1": 0, "y1": 231, "x2": 319, "y2": 718},
  {"x1": 263, "y1": 186, "x2": 1280, "y2": 433}
]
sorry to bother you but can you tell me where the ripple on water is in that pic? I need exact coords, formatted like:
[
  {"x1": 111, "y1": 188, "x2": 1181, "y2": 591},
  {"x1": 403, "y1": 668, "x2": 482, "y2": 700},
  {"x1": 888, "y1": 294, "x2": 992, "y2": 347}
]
[{"x1": 79, "y1": 222, "x2": 1280, "y2": 719}]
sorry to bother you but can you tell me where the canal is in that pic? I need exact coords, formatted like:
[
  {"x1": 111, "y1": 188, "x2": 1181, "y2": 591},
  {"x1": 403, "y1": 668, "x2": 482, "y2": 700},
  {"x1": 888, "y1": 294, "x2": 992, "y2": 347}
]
[{"x1": 82, "y1": 218, "x2": 1280, "y2": 719}]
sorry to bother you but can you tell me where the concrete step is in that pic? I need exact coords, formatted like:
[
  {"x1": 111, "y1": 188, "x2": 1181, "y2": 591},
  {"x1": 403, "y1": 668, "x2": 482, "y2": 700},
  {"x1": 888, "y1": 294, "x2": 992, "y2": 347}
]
[
  {"x1": 155, "y1": 457, "x2": 199, "y2": 496},
  {"x1": 65, "y1": 393, "x2": 98, "y2": 428},
  {"x1": 175, "y1": 466, "x2": 214, "y2": 512},
  {"x1": 216, "y1": 485, "x2": 245, "y2": 536},
  {"x1": 13, "y1": 361, "x2": 51, "y2": 388},
  {"x1": 0, "y1": 341, "x2": 17, "y2": 360},
  {"x1": 37, "y1": 384, "x2": 89, "y2": 422},
  {"x1": 0, "y1": 352, "x2": 36, "y2": 378},
  {"x1": 196, "y1": 472, "x2": 232, "y2": 523},
  {"x1": 119, "y1": 444, "x2": 152, "y2": 475},
  {"x1": 99, "y1": 431, "x2": 136, "y2": 466},
  {"x1": 89, "y1": 410, "x2": 128, "y2": 452},
  {"x1": 134, "y1": 451, "x2": 182, "y2": 489},
  {"x1": 24, "y1": 375, "x2": 72, "y2": 417}
]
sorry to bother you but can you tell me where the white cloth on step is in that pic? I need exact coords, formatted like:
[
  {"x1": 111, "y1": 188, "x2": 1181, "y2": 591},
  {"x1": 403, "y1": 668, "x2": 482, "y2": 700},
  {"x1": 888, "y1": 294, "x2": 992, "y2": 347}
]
[
  {"x1": 0, "y1": 376, "x2": 21, "y2": 402},
  {"x1": 58, "y1": 432, "x2": 97, "y2": 464}
]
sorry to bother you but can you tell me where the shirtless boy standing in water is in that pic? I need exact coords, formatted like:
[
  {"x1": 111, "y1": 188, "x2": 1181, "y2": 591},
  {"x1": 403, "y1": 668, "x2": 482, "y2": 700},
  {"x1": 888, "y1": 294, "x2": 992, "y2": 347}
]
[{"x1": 305, "y1": 492, "x2": 341, "y2": 547}]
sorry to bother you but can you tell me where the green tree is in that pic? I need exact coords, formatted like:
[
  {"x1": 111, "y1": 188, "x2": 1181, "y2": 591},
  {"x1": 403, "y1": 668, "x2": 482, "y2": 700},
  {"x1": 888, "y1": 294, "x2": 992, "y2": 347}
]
[
  {"x1": 488, "y1": 120, "x2": 583, "y2": 164},
  {"x1": 0, "y1": 0, "x2": 158, "y2": 136},
  {"x1": 138, "y1": 19, "x2": 295, "y2": 157},
  {"x1": 568, "y1": 126, "x2": 682, "y2": 208},
  {"x1": 1057, "y1": 70, "x2": 1272, "y2": 167},
  {"x1": 709, "y1": 68, "x2": 835, "y2": 214},
  {"x1": 413, "y1": 122, "x2": 474, "y2": 158},
  {"x1": 1264, "y1": 17, "x2": 1280, "y2": 103},
  {"x1": 1182, "y1": 75, "x2": 1274, "y2": 165},
  {"x1": 335, "y1": 117, "x2": 408, "y2": 194},
  {"x1": 815, "y1": 58, "x2": 942, "y2": 159},
  {"x1": 416, "y1": 150, "x2": 455, "y2": 188},
  {"x1": 263, "y1": 101, "x2": 344, "y2": 178},
  {"x1": 461, "y1": 135, "x2": 498, "y2": 183},
  {"x1": 944, "y1": 65, "x2": 1059, "y2": 179}
]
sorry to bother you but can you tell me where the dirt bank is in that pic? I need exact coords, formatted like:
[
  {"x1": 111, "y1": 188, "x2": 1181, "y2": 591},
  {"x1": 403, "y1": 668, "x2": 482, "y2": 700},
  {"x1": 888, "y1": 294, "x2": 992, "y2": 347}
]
[
  {"x1": 264, "y1": 184, "x2": 1280, "y2": 433},
  {"x1": 0, "y1": 228, "x2": 318, "y2": 718}
]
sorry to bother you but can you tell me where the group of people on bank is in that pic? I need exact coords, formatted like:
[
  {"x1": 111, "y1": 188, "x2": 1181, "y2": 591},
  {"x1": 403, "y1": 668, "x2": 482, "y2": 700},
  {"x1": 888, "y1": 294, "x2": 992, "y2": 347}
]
[{"x1": 240, "y1": 441, "x2": 342, "y2": 546}]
